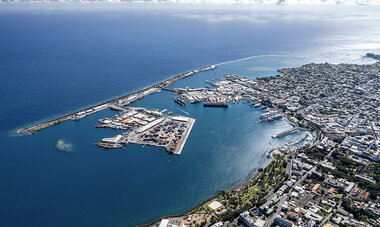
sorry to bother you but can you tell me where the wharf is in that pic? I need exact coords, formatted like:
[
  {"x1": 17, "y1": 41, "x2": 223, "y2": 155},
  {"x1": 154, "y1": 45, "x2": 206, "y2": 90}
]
[
  {"x1": 272, "y1": 127, "x2": 300, "y2": 138},
  {"x1": 124, "y1": 118, "x2": 195, "y2": 155},
  {"x1": 286, "y1": 132, "x2": 308, "y2": 146},
  {"x1": 98, "y1": 108, "x2": 196, "y2": 155},
  {"x1": 16, "y1": 65, "x2": 216, "y2": 135},
  {"x1": 172, "y1": 118, "x2": 195, "y2": 155}
]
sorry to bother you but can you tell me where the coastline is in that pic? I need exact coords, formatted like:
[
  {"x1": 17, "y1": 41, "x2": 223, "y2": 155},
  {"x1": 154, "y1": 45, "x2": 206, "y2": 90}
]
[
  {"x1": 140, "y1": 133, "x2": 318, "y2": 226},
  {"x1": 13, "y1": 52, "x2": 335, "y2": 226},
  {"x1": 136, "y1": 156, "x2": 274, "y2": 227},
  {"x1": 138, "y1": 89, "x2": 320, "y2": 227}
]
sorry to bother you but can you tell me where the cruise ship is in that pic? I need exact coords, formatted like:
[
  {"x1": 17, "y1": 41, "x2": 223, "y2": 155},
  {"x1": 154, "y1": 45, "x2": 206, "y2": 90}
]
[
  {"x1": 267, "y1": 114, "x2": 282, "y2": 121},
  {"x1": 260, "y1": 111, "x2": 278, "y2": 119}
]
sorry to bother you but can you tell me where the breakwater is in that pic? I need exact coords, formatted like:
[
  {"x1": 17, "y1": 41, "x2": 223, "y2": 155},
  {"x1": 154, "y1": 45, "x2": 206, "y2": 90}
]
[{"x1": 16, "y1": 65, "x2": 216, "y2": 135}]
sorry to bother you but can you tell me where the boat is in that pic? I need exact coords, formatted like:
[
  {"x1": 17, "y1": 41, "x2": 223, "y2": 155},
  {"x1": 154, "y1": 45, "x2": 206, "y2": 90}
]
[
  {"x1": 110, "y1": 106, "x2": 121, "y2": 111},
  {"x1": 74, "y1": 115, "x2": 85, "y2": 120},
  {"x1": 203, "y1": 102, "x2": 229, "y2": 107},
  {"x1": 174, "y1": 98, "x2": 186, "y2": 106},
  {"x1": 260, "y1": 111, "x2": 278, "y2": 119},
  {"x1": 191, "y1": 99, "x2": 202, "y2": 104},
  {"x1": 267, "y1": 114, "x2": 282, "y2": 122}
]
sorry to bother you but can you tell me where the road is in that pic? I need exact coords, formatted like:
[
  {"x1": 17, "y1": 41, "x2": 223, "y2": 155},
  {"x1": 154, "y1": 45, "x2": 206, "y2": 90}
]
[{"x1": 265, "y1": 164, "x2": 316, "y2": 227}]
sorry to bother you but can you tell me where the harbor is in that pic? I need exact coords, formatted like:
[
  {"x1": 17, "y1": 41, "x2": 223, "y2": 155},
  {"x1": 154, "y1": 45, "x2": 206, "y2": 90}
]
[{"x1": 16, "y1": 65, "x2": 216, "y2": 135}]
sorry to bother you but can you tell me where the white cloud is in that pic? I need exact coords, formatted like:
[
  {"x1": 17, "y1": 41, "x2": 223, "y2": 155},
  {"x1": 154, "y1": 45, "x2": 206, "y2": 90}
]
[{"x1": 1, "y1": 0, "x2": 380, "y2": 5}]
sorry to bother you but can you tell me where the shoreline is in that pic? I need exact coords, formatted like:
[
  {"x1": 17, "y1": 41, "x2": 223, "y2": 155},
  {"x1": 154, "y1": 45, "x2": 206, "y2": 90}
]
[
  {"x1": 14, "y1": 52, "x2": 335, "y2": 226},
  {"x1": 139, "y1": 133, "x2": 318, "y2": 226},
  {"x1": 137, "y1": 152, "x2": 275, "y2": 227},
  {"x1": 137, "y1": 95, "x2": 319, "y2": 227},
  {"x1": 14, "y1": 52, "x2": 378, "y2": 136}
]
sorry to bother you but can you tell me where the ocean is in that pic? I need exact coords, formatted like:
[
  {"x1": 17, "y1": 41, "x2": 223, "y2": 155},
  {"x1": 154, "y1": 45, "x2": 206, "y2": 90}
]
[{"x1": 1, "y1": 5, "x2": 380, "y2": 227}]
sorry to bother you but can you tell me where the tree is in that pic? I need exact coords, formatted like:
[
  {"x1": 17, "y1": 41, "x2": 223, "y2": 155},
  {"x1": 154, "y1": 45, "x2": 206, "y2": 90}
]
[{"x1": 256, "y1": 199, "x2": 267, "y2": 207}]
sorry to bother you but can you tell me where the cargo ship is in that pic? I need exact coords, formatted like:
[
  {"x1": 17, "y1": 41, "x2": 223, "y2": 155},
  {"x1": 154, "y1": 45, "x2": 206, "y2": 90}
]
[
  {"x1": 203, "y1": 102, "x2": 229, "y2": 107},
  {"x1": 174, "y1": 98, "x2": 186, "y2": 106}
]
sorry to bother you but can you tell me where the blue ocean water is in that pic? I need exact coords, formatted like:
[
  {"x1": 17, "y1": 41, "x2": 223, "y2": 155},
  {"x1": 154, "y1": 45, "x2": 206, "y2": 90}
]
[{"x1": 1, "y1": 6, "x2": 380, "y2": 227}]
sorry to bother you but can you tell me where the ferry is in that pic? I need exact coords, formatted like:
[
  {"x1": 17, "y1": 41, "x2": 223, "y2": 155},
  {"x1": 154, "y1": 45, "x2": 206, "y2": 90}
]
[
  {"x1": 267, "y1": 114, "x2": 282, "y2": 122},
  {"x1": 174, "y1": 98, "x2": 186, "y2": 106},
  {"x1": 260, "y1": 111, "x2": 278, "y2": 119}
]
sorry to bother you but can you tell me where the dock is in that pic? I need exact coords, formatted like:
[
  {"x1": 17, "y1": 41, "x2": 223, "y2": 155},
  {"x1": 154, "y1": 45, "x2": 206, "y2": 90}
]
[
  {"x1": 172, "y1": 118, "x2": 195, "y2": 155},
  {"x1": 16, "y1": 65, "x2": 216, "y2": 135},
  {"x1": 286, "y1": 132, "x2": 309, "y2": 146},
  {"x1": 272, "y1": 127, "x2": 300, "y2": 138},
  {"x1": 97, "y1": 107, "x2": 196, "y2": 155}
]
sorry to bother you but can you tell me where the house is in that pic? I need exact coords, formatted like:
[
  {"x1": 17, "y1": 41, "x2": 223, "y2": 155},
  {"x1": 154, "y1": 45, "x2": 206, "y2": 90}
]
[{"x1": 274, "y1": 216, "x2": 293, "y2": 227}]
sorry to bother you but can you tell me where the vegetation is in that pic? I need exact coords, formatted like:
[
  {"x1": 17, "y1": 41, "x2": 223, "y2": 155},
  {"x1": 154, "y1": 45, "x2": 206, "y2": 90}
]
[
  {"x1": 328, "y1": 151, "x2": 359, "y2": 177},
  {"x1": 341, "y1": 198, "x2": 378, "y2": 223},
  {"x1": 189, "y1": 155, "x2": 288, "y2": 223},
  {"x1": 303, "y1": 146, "x2": 329, "y2": 161},
  {"x1": 358, "y1": 163, "x2": 380, "y2": 200},
  {"x1": 321, "y1": 150, "x2": 379, "y2": 199}
]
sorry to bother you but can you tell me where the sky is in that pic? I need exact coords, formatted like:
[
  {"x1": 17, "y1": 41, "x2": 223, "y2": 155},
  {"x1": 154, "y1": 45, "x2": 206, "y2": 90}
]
[{"x1": 0, "y1": 0, "x2": 380, "y2": 5}]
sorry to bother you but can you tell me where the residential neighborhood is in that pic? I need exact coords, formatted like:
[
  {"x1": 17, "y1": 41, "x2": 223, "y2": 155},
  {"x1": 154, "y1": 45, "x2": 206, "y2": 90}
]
[{"x1": 154, "y1": 54, "x2": 380, "y2": 227}]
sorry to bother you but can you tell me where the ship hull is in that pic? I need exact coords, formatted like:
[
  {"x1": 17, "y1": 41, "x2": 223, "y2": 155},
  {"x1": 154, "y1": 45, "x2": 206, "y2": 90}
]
[{"x1": 203, "y1": 102, "x2": 229, "y2": 108}]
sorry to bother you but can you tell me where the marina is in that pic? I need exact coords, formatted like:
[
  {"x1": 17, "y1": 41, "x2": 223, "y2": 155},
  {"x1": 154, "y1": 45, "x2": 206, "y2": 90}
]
[{"x1": 285, "y1": 131, "x2": 310, "y2": 146}]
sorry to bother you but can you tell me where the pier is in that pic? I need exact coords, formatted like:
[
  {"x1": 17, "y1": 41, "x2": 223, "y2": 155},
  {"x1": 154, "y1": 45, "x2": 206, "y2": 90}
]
[
  {"x1": 172, "y1": 118, "x2": 195, "y2": 155},
  {"x1": 272, "y1": 127, "x2": 300, "y2": 138},
  {"x1": 16, "y1": 65, "x2": 216, "y2": 135},
  {"x1": 285, "y1": 132, "x2": 308, "y2": 146}
]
